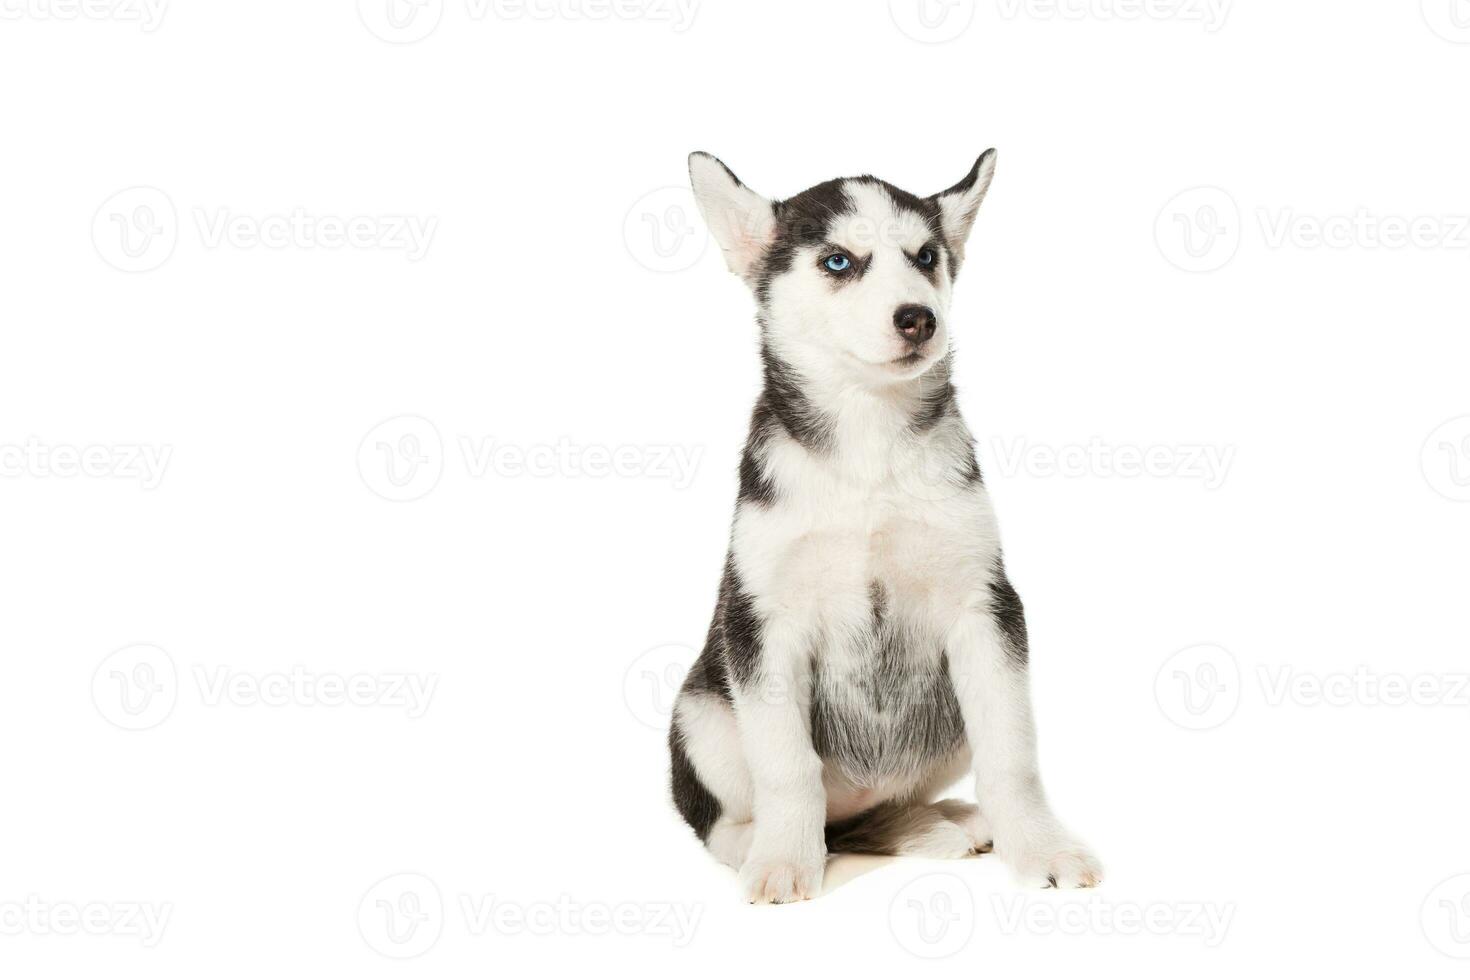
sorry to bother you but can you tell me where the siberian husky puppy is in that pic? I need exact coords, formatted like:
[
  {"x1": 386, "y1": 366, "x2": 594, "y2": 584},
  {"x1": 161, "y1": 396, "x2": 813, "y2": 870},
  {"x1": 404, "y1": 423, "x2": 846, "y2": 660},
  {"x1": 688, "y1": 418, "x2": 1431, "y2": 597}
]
[{"x1": 669, "y1": 151, "x2": 1101, "y2": 903}]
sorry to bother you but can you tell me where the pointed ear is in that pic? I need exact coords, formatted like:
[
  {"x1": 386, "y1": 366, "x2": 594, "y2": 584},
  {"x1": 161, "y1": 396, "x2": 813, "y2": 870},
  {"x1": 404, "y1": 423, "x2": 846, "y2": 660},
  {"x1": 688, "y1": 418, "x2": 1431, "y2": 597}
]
[
  {"x1": 930, "y1": 149, "x2": 997, "y2": 268},
  {"x1": 688, "y1": 152, "x2": 776, "y2": 282}
]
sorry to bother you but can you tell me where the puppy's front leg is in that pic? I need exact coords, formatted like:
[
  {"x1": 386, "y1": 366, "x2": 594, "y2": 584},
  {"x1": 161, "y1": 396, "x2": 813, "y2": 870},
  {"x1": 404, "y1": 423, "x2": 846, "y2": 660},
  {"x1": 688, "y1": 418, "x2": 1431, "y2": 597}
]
[
  {"x1": 731, "y1": 618, "x2": 826, "y2": 904},
  {"x1": 946, "y1": 586, "x2": 1102, "y2": 888}
]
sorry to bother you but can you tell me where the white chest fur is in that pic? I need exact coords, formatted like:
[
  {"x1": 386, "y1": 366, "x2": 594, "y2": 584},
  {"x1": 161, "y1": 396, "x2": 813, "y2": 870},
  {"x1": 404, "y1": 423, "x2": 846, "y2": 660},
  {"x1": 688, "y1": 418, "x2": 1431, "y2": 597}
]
[{"x1": 729, "y1": 418, "x2": 1003, "y2": 785}]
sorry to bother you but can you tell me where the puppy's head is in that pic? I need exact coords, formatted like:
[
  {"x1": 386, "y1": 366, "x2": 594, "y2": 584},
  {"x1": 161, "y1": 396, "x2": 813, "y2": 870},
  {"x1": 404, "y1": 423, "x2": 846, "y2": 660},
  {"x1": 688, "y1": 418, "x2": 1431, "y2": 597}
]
[{"x1": 688, "y1": 151, "x2": 996, "y2": 386}]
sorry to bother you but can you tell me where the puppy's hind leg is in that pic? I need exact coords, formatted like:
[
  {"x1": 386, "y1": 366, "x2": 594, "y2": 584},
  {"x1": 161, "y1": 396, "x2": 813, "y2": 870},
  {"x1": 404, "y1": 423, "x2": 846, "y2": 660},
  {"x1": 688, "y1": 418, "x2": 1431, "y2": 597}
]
[
  {"x1": 826, "y1": 800, "x2": 992, "y2": 859},
  {"x1": 669, "y1": 686, "x2": 755, "y2": 868}
]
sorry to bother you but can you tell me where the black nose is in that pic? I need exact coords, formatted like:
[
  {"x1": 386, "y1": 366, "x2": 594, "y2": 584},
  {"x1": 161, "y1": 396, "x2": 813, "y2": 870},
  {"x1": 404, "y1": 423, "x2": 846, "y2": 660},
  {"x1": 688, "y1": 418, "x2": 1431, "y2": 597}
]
[{"x1": 894, "y1": 305, "x2": 936, "y2": 344}]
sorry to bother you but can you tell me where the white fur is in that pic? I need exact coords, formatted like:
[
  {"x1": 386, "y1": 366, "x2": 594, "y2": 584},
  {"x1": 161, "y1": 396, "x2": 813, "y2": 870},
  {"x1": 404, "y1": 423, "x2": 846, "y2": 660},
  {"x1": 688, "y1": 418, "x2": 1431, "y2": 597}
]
[{"x1": 688, "y1": 152, "x2": 776, "y2": 282}]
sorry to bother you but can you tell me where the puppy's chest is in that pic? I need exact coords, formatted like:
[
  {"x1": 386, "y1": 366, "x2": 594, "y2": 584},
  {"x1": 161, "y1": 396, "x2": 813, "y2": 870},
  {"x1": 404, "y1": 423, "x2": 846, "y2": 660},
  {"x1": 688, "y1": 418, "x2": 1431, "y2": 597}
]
[
  {"x1": 737, "y1": 484, "x2": 989, "y2": 780},
  {"x1": 808, "y1": 579, "x2": 966, "y2": 782}
]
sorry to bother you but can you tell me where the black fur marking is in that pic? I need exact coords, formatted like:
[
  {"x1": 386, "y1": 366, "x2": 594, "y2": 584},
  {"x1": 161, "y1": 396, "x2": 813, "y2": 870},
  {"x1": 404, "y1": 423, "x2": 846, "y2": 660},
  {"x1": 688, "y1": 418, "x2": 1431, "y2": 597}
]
[
  {"x1": 737, "y1": 402, "x2": 779, "y2": 506},
  {"x1": 824, "y1": 802, "x2": 918, "y2": 855},
  {"x1": 718, "y1": 557, "x2": 764, "y2": 687},
  {"x1": 669, "y1": 720, "x2": 721, "y2": 842},
  {"x1": 962, "y1": 444, "x2": 985, "y2": 485},
  {"x1": 757, "y1": 176, "x2": 949, "y2": 300},
  {"x1": 845, "y1": 175, "x2": 951, "y2": 279},
  {"x1": 934, "y1": 150, "x2": 993, "y2": 198},
  {"x1": 825, "y1": 799, "x2": 980, "y2": 855},
  {"x1": 907, "y1": 242, "x2": 945, "y2": 285},
  {"x1": 869, "y1": 580, "x2": 888, "y2": 626},
  {"x1": 928, "y1": 149, "x2": 995, "y2": 279},
  {"x1": 818, "y1": 249, "x2": 873, "y2": 285},
  {"x1": 757, "y1": 341, "x2": 834, "y2": 452},
  {"x1": 757, "y1": 179, "x2": 855, "y2": 304},
  {"x1": 911, "y1": 357, "x2": 957, "y2": 432},
  {"x1": 682, "y1": 617, "x2": 734, "y2": 703},
  {"x1": 866, "y1": 176, "x2": 948, "y2": 243},
  {"x1": 988, "y1": 562, "x2": 1029, "y2": 669}
]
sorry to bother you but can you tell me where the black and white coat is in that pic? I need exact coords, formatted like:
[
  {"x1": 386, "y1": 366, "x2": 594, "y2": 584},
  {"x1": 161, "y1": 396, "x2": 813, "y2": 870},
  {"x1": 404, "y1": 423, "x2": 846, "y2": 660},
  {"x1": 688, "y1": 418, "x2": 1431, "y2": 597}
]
[{"x1": 669, "y1": 150, "x2": 1101, "y2": 903}]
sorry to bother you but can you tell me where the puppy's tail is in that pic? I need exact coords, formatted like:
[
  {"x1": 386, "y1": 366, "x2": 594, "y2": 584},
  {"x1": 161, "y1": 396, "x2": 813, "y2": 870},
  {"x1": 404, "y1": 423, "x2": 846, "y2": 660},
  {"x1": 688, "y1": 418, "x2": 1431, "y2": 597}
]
[{"x1": 824, "y1": 799, "x2": 990, "y2": 859}]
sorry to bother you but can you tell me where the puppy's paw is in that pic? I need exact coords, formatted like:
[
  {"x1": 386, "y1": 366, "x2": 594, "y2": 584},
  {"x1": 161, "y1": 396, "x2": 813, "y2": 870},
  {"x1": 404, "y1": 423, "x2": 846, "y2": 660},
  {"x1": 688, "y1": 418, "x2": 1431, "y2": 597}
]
[
  {"x1": 897, "y1": 817, "x2": 978, "y2": 859},
  {"x1": 1005, "y1": 838, "x2": 1103, "y2": 889},
  {"x1": 954, "y1": 804, "x2": 994, "y2": 855},
  {"x1": 913, "y1": 801, "x2": 992, "y2": 857},
  {"x1": 739, "y1": 855, "x2": 824, "y2": 904}
]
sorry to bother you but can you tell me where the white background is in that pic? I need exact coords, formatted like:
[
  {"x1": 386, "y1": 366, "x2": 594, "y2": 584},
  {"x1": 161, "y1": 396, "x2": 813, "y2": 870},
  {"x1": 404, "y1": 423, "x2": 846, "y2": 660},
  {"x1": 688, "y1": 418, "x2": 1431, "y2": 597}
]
[{"x1": 3, "y1": 0, "x2": 1469, "y2": 975}]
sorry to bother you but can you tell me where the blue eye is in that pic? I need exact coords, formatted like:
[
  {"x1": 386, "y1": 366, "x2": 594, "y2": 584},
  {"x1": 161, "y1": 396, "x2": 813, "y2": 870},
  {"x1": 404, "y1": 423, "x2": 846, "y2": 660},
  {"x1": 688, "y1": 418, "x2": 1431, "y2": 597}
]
[
  {"x1": 917, "y1": 248, "x2": 936, "y2": 267},
  {"x1": 824, "y1": 254, "x2": 852, "y2": 273}
]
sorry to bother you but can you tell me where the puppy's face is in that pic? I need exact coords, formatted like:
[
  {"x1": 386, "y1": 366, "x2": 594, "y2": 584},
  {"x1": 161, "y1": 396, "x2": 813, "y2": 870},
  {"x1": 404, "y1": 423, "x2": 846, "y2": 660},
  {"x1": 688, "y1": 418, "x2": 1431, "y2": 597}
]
[{"x1": 689, "y1": 151, "x2": 996, "y2": 387}]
